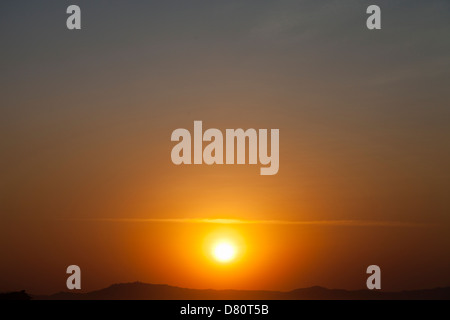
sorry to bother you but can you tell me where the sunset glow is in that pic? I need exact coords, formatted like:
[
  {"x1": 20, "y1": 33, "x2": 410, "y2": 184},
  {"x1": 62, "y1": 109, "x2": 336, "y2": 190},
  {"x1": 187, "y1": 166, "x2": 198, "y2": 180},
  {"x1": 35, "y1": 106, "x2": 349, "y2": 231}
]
[
  {"x1": 1, "y1": 1, "x2": 450, "y2": 298},
  {"x1": 212, "y1": 242, "x2": 236, "y2": 263}
]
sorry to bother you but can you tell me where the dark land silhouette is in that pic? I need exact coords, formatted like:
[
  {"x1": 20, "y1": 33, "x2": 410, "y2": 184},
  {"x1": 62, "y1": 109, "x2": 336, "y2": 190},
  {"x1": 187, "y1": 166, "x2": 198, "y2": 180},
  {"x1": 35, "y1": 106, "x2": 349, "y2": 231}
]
[
  {"x1": 22, "y1": 282, "x2": 450, "y2": 300},
  {"x1": 0, "y1": 290, "x2": 32, "y2": 300}
]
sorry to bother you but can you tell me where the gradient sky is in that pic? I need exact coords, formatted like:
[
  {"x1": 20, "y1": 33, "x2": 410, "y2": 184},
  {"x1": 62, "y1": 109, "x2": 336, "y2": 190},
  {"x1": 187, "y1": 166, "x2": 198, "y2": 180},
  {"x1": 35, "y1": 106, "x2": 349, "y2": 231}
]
[{"x1": 1, "y1": 0, "x2": 450, "y2": 294}]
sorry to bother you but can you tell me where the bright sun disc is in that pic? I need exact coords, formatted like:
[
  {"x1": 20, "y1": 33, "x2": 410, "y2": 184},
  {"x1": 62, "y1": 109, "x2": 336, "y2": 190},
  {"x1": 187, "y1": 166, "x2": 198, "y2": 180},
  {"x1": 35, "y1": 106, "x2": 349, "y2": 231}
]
[{"x1": 213, "y1": 242, "x2": 236, "y2": 262}]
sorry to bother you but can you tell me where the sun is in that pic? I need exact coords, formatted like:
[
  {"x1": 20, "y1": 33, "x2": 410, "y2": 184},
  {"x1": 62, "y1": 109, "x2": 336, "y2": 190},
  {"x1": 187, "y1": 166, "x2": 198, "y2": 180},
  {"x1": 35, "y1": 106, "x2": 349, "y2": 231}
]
[{"x1": 212, "y1": 242, "x2": 236, "y2": 263}]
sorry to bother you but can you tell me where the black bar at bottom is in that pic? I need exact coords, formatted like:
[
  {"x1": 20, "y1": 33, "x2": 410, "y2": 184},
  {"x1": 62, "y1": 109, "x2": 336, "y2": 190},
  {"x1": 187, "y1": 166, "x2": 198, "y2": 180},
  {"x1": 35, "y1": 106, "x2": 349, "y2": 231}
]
[{"x1": 1, "y1": 300, "x2": 447, "y2": 319}]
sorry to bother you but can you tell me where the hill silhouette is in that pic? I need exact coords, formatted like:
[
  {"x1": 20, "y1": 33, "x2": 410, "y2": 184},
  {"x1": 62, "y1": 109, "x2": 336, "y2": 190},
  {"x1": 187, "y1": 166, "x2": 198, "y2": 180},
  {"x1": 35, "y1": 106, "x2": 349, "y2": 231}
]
[
  {"x1": 34, "y1": 282, "x2": 450, "y2": 300},
  {"x1": 0, "y1": 290, "x2": 32, "y2": 300}
]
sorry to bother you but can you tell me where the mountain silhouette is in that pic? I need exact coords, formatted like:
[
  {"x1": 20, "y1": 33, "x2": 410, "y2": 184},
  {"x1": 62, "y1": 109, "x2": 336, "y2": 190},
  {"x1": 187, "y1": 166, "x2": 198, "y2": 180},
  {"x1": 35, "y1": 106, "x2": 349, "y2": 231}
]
[
  {"x1": 0, "y1": 290, "x2": 32, "y2": 300},
  {"x1": 33, "y1": 282, "x2": 450, "y2": 300}
]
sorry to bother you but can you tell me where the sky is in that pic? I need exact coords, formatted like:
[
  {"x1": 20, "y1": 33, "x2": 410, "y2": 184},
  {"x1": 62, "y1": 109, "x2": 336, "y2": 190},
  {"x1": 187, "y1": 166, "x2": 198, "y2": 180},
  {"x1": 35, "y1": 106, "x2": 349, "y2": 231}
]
[{"x1": 1, "y1": 0, "x2": 450, "y2": 295}]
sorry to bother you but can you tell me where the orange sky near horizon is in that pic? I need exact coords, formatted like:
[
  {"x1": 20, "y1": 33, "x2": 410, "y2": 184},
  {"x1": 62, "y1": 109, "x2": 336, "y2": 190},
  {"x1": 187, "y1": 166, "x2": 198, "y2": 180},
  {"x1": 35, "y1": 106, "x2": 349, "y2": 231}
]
[{"x1": 2, "y1": 217, "x2": 449, "y2": 295}]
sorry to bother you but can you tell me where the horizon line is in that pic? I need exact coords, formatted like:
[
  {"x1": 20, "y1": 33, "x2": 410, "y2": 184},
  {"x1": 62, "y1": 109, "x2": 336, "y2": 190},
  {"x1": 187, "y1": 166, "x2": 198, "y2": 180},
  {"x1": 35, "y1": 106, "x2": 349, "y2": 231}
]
[{"x1": 59, "y1": 217, "x2": 433, "y2": 227}]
